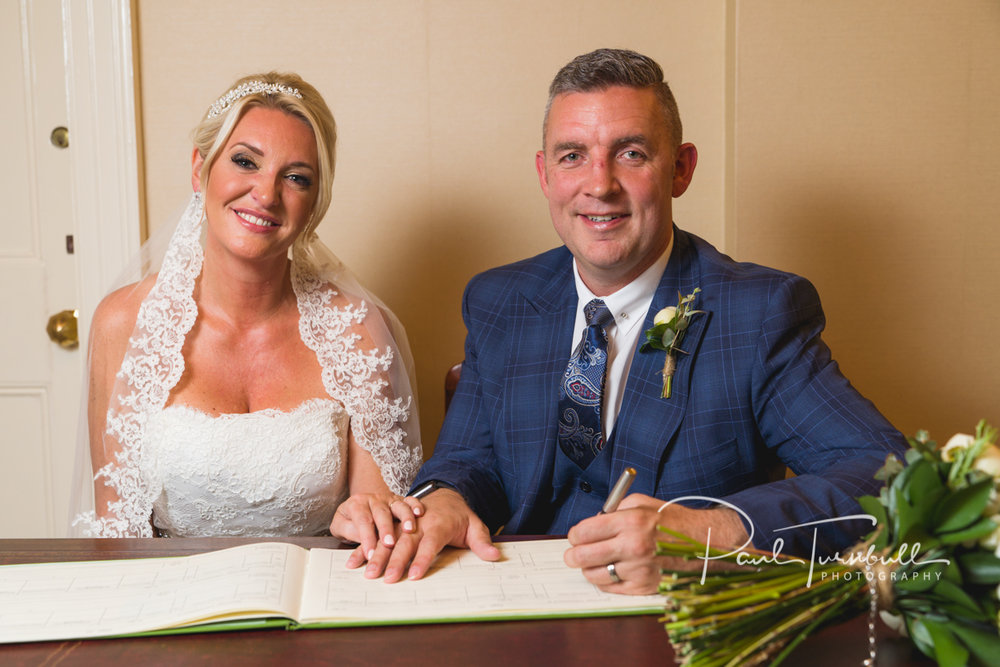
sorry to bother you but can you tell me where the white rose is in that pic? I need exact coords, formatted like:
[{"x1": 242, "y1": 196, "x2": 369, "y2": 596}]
[
  {"x1": 971, "y1": 445, "x2": 1000, "y2": 515},
  {"x1": 973, "y1": 444, "x2": 1000, "y2": 479},
  {"x1": 879, "y1": 610, "x2": 907, "y2": 636},
  {"x1": 941, "y1": 433, "x2": 975, "y2": 461},
  {"x1": 654, "y1": 307, "x2": 677, "y2": 326}
]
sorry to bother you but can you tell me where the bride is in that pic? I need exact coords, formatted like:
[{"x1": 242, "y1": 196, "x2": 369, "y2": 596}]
[{"x1": 73, "y1": 72, "x2": 424, "y2": 539}]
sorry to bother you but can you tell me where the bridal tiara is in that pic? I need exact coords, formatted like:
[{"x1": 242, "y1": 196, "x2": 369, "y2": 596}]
[{"x1": 207, "y1": 81, "x2": 303, "y2": 119}]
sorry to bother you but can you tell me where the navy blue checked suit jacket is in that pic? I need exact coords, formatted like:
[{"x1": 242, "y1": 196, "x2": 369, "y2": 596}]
[{"x1": 413, "y1": 227, "x2": 906, "y2": 556}]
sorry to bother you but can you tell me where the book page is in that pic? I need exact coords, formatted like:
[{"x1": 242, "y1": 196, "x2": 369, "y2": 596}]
[
  {"x1": 0, "y1": 541, "x2": 308, "y2": 643},
  {"x1": 298, "y1": 538, "x2": 664, "y2": 623}
]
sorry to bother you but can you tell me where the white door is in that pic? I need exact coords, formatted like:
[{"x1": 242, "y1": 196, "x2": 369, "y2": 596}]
[
  {"x1": 0, "y1": 0, "x2": 82, "y2": 537},
  {"x1": 0, "y1": 0, "x2": 140, "y2": 537}
]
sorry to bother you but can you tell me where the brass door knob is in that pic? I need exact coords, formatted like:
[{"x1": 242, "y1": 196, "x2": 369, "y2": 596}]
[
  {"x1": 46, "y1": 309, "x2": 79, "y2": 349},
  {"x1": 50, "y1": 126, "x2": 69, "y2": 149}
]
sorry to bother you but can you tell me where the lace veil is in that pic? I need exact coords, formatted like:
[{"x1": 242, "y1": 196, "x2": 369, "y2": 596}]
[{"x1": 69, "y1": 75, "x2": 422, "y2": 537}]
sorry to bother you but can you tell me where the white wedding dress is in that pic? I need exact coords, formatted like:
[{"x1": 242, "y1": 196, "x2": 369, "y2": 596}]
[{"x1": 144, "y1": 399, "x2": 348, "y2": 537}]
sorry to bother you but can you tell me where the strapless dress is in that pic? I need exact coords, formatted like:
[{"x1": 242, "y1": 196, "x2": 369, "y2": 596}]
[{"x1": 142, "y1": 398, "x2": 348, "y2": 537}]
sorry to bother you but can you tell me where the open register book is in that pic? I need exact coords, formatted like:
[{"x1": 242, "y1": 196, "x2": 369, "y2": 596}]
[{"x1": 0, "y1": 538, "x2": 664, "y2": 643}]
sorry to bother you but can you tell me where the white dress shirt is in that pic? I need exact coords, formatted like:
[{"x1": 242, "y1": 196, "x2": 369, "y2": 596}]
[{"x1": 569, "y1": 238, "x2": 672, "y2": 440}]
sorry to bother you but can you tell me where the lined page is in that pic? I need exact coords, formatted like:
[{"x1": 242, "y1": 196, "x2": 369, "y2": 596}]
[
  {"x1": 299, "y1": 538, "x2": 664, "y2": 623},
  {"x1": 0, "y1": 542, "x2": 307, "y2": 643}
]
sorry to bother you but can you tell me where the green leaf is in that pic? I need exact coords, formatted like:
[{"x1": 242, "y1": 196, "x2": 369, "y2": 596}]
[
  {"x1": 641, "y1": 324, "x2": 670, "y2": 352},
  {"x1": 857, "y1": 495, "x2": 887, "y2": 527},
  {"x1": 933, "y1": 478, "x2": 995, "y2": 533},
  {"x1": 958, "y1": 551, "x2": 1000, "y2": 585},
  {"x1": 909, "y1": 430, "x2": 938, "y2": 455},
  {"x1": 950, "y1": 621, "x2": 1000, "y2": 667},
  {"x1": 892, "y1": 483, "x2": 944, "y2": 544},
  {"x1": 894, "y1": 561, "x2": 946, "y2": 592},
  {"x1": 938, "y1": 516, "x2": 998, "y2": 545},
  {"x1": 893, "y1": 487, "x2": 917, "y2": 541},
  {"x1": 981, "y1": 595, "x2": 999, "y2": 620},
  {"x1": 908, "y1": 487, "x2": 948, "y2": 537},
  {"x1": 921, "y1": 617, "x2": 970, "y2": 667},
  {"x1": 942, "y1": 554, "x2": 964, "y2": 584},
  {"x1": 904, "y1": 459, "x2": 944, "y2": 503},
  {"x1": 932, "y1": 579, "x2": 983, "y2": 614},
  {"x1": 894, "y1": 456, "x2": 925, "y2": 486},
  {"x1": 906, "y1": 617, "x2": 937, "y2": 661},
  {"x1": 856, "y1": 498, "x2": 890, "y2": 550},
  {"x1": 896, "y1": 597, "x2": 934, "y2": 614},
  {"x1": 904, "y1": 447, "x2": 925, "y2": 465},
  {"x1": 875, "y1": 453, "x2": 905, "y2": 481}
]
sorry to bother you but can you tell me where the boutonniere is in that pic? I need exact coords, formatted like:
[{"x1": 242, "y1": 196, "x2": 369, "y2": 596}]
[{"x1": 640, "y1": 288, "x2": 703, "y2": 398}]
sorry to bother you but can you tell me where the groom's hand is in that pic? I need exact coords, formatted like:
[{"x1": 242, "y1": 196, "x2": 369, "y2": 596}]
[{"x1": 564, "y1": 494, "x2": 750, "y2": 595}]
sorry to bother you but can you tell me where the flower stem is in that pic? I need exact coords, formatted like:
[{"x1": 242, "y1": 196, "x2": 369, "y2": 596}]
[{"x1": 662, "y1": 354, "x2": 676, "y2": 398}]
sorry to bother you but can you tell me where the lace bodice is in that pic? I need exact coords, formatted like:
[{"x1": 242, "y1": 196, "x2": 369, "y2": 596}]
[{"x1": 144, "y1": 399, "x2": 347, "y2": 537}]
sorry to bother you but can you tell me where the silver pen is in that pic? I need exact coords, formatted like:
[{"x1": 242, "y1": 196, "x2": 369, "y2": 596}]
[{"x1": 600, "y1": 467, "x2": 637, "y2": 513}]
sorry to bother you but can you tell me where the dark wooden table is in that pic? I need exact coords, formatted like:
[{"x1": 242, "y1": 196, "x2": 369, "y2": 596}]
[{"x1": 0, "y1": 538, "x2": 933, "y2": 666}]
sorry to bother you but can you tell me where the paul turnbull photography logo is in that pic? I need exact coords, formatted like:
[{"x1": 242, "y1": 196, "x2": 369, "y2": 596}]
[{"x1": 659, "y1": 496, "x2": 951, "y2": 586}]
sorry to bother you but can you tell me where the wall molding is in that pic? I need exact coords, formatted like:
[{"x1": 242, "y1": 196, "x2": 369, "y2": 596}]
[{"x1": 63, "y1": 0, "x2": 142, "y2": 346}]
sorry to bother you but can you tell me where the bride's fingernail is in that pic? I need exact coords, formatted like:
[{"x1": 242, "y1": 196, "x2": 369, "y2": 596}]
[
  {"x1": 383, "y1": 534, "x2": 395, "y2": 547},
  {"x1": 366, "y1": 549, "x2": 374, "y2": 561},
  {"x1": 403, "y1": 521, "x2": 414, "y2": 531}
]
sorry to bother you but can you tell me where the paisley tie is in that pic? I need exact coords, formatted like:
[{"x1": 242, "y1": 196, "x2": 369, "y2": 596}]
[{"x1": 557, "y1": 299, "x2": 615, "y2": 468}]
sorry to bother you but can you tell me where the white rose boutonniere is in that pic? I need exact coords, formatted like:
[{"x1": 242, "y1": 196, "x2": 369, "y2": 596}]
[{"x1": 640, "y1": 288, "x2": 703, "y2": 398}]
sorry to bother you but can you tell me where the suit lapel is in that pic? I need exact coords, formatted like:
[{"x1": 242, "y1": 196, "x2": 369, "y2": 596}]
[
  {"x1": 503, "y1": 259, "x2": 576, "y2": 506},
  {"x1": 613, "y1": 230, "x2": 708, "y2": 494}
]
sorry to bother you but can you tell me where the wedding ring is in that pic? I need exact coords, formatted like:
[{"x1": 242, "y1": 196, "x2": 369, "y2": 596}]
[{"x1": 606, "y1": 562, "x2": 621, "y2": 584}]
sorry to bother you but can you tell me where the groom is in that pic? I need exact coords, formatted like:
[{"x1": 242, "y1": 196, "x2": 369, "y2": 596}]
[{"x1": 334, "y1": 48, "x2": 906, "y2": 595}]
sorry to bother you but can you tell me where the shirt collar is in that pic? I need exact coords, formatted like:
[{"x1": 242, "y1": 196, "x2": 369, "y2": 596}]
[{"x1": 571, "y1": 235, "x2": 673, "y2": 337}]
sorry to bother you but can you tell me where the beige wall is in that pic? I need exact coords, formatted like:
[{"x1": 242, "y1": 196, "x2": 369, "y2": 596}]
[
  {"x1": 731, "y1": 0, "x2": 1000, "y2": 441},
  {"x1": 136, "y1": 1, "x2": 999, "y2": 453}
]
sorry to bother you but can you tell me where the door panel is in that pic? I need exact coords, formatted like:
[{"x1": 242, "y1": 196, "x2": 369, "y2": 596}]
[{"x1": 0, "y1": 391, "x2": 50, "y2": 536}]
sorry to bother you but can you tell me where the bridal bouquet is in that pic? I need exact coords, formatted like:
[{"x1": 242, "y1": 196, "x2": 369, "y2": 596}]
[{"x1": 657, "y1": 420, "x2": 1000, "y2": 666}]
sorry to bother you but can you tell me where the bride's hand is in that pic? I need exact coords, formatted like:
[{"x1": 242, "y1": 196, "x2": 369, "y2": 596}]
[{"x1": 330, "y1": 493, "x2": 424, "y2": 567}]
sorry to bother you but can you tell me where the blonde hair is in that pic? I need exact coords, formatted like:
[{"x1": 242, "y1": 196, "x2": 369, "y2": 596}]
[{"x1": 191, "y1": 72, "x2": 337, "y2": 239}]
